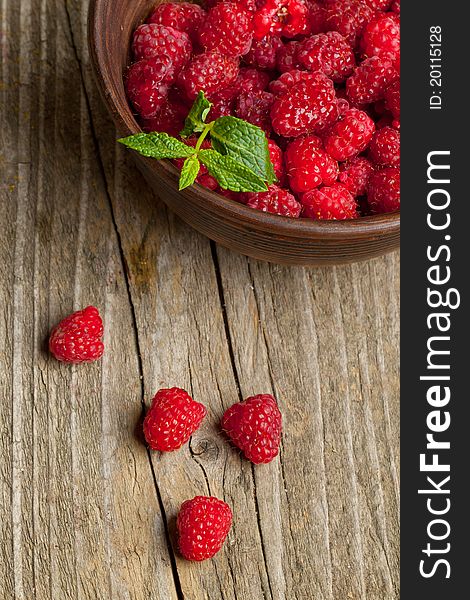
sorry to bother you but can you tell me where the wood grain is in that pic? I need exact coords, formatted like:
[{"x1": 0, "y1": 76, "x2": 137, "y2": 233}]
[{"x1": 0, "y1": 1, "x2": 400, "y2": 598}]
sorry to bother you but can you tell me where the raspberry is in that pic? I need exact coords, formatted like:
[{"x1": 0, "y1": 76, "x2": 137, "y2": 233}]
[
  {"x1": 269, "y1": 69, "x2": 312, "y2": 96},
  {"x1": 125, "y1": 57, "x2": 172, "y2": 119},
  {"x1": 285, "y1": 135, "x2": 338, "y2": 193},
  {"x1": 49, "y1": 306, "x2": 104, "y2": 364},
  {"x1": 384, "y1": 78, "x2": 400, "y2": 119},
  {"x1": 362, "y1": 0, "x2": 391, "y2": 9},
  {"x1": 298, "y1": 31, "x2": 355, "y2": 83},
  {"x1": 253, "y1": 0, "x2": 309, "y2": 40},
  {"x1": 244, "y1": 35, "x2": 284, "y2": 70},
  {"x1": 346, "y1": 56, "x2": 397, "y2": 105},
  {"x1": 245, "y1": 185, "x2": 301, "y2": 217},
  {"x1": 147, "y1": 2, "x2": 206, "y2": 41},
  {"x1": 367, "y1": 167, "x2": 400, "y2": 213},
  {"x1": 306, "y1": 0, "x2": 326, "y2": 34},
  {"x1": 361, "y1": 12, "x2": 400, "y2": 62},
  {"x1": 177, "y1": 496, "x2": 232, "y2": 561},
  {"x1": 390, "y1": 0, "x2": 400, "y2": 14},
  {"x1": 143, "y1": 387, "x2": 207, "y2": 452},
  {"x1": 141, "y1": 95, "x2": 188, "y2": 136},
  {"x1": 237, "y1": 67, "x2": 271, "y2": 93},
  {"x1": 369, "y1": 126, "x2": 400, "y2": 167},
  {"x1": 268, "y1": 138, "x2": 285, "y2": 183},
  {"x1": 324, "y1": 0, "x2": 374, "y2": 47},
  {"x1": 199, "y1": 2, "x2": 254, "y2": 57},
  {"x1": 323, "y1": 108, "x2": 375, "y2": 161},
  {"x1": 132, "y1": 24, "x2": 192, "y2": 72},
  {"x1": 178, "y1": 52, "x2": 239, "y2": 101},
  {"x1": 205, "y1": 0, "x2": 257, "y2": 10},
  {"x1": 221, "y1": 394, "x2": 282, "y2": 463},
  {"x1": 235, "y1": 90, "x2": 275, "y2": 132},
  {"x1": 338, "y1": 156, "x2": 374, "y2": 196},
  {"x1": 271, "y1": 72, "x2": 338, "y2": 137},
  {"x1": 209, "y1": 94, "x2": 235, "y2": 120},
  {"x1": 301, "y1": 184, "x2": 359, "y2": 219},
  {"x1": 276, "y1": 41, "x2": 303, "y2": 73}
]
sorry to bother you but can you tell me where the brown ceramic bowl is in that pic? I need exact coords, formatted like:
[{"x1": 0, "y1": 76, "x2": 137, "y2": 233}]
[{"x1": 88, "y1": 0, "x2": 400, "y2": 265}]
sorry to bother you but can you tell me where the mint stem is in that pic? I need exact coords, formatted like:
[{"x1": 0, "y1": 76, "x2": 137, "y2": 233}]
[{"x1": 195, "y1": 122, "x2": 214, "y2": 153}]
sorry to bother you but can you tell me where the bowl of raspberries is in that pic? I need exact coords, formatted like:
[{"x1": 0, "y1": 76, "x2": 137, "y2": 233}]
[{"x1": 89, "y1": 0, "x2": 400, "y2": 265}]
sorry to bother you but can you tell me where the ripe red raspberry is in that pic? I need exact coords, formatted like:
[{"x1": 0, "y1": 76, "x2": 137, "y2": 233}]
[
  {"x1": 298, "y1": 31, "x2": 355, "y2": 83},
  {"x1": 253, "y1": 0, "x2": 309, "y2": 40},
  {"x1": 177, "y1": 496, "x2": 232, "y2": 561},
  {"x1": 147, "y1": 2, "x2": 206, "y2": 41},
  {"x1": 338, "y1": 156, "x2": 374, "y2": 196},
  {"x1": 141, "y1": 95, "x2": 188, "y2": 136},
  {"x1": 369, "y1": 126, "x2": 400, "y2": 167},
  {"x1": 361, "y1": 12, "x2": 400, "y2": 62},
  {"x1": 306, "y1": 0, "x2": 326, "y2": 34},
  {"x1": 125, "y1": 57, "x2": 172, "y2": 119},
  {"x1": 49, "y1": 306, "x2": 104, "y2": 364},
  {"x1": 346, "y1": 56, "x2": 397, "y2": 105},
  {"x1": 323, "y1": 108, "x2": 375, "y2": 161},
  {"x1": 276, "y1": 41, "x2": 303, "y2": 73},
  {"x1": 301, "y1": 184, "x2": 359, "y2": 219},
  {"x1": 208, "y1": 94, "x2": 235, "y2": 120},
  {"x1": 285, "y1": 135, "x2": 338, "y2": 193},
  {"x1": 205, "y1": 0, "x2": 257, "y2": 10},
  {"x1": 324, "y1": 0, "x2": 374, "y2": 47},
  {"x1": 384, "y1": 78, "x2": 400, "y2": 119},
  {"x1": 362, "y1": 0, "x2": 391, "y2": 9},
  {"x1": 367, "y1": 167, "x2": 400, "y2": 213},
  {"x1": 245, "y1": 35, "x2": 284, "y2": 70},
  {"x1": 199, "y1": 2, "x2": 254, "y2": 57},
  {"x1": 178, "y1": 52, "x2": 239, "y2": 101},
  {"x1": 132, "y1": 24, "x2": 192, "y2": 73},
  {"x1": 271, "y1": 72, "x2": 338, "y2": 137},
  {"x1": 237, "y1": 67, "x2": 271, "y2": 93},
  {"x1": 268, "y1": 138, "x2": 285, "y2": 183},
  {"x1": 245, "y1": 185, "x2": 301, "y2": 217},
  {"x1": 221, "y1": 394, "x2": 282, "y2": 463},
  {"x1": 143, "y1": 387, "x2": 207, "y2": 452},
  {"x1": 235, "y1": 90, "x2": 275, "y2": 133},
  {"x1": 390, "y1": 0, "x2": 400, "y2": 14},
  {"x1": 269, "y1": 69, "x2": 312, "y2": 96}
]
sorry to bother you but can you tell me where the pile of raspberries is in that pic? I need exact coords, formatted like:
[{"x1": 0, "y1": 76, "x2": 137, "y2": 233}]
[{"x1": 126, "y1": 0, "x2": 400, "y2": 220}]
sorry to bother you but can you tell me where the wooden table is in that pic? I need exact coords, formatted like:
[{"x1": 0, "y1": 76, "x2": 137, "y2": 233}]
[{"x1": 0, "y1": 1, "x2": 400, "y2": 598}]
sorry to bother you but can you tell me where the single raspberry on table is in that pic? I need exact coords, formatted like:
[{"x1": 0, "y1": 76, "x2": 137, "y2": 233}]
[
  {"x1": 221, "y1": 394, "x2": 282, "y2": 463},
  {"x1": 245, "y1": 185, "x2": 301, "y2": 217},
  {"x1": 141, "y1": 94, "x2": 188, "y2": 136},
  {"x1": 384, "y1": 78, "x2": 400, "y2": 119},
  {"x1": 268, "y1": 138, "x2": 285, "y2": 184},
  {"x1": 177, "y1": 496, "x2": 232, "y2": 561},
  {"x1": 367, "y1": 167, "x2": 400, "y2": 213},
  {"x1": 125, "y1": 56, "x2": 173, "y2": 119},
  {"x1": 49, "y1": 306, "x2": 104, "y2": 364},
  {"x1": 285, "y1": 135, "x2": 338, "y2": 193},
  {"x1": 146, "y1": 2, "x2": 206, "y2": 42},
  {"x1": 132, "y1": 24, "x2": 192, "y2": 72},
  {"x1": 346, "y1": 55, "x2": 397, "y2": 105},
  {"x1": 253, "y1": 0, "x2": 310, "y2": 40},
  {"x1": 143, "y1": 387, "x2": 207, "y2": 452},
  {"x1": 178, "y1": 51, "x2": 239, "y2": 100},
  {"x1": 324, "y1": 0, "x2": 374, "y2": 47},
  {"x1": 338, "y1": 156, "x2": 374, "y2": 197},
  {"x1": 369, "y1": 126, "x2": 400, "y2": 167},
  {"x1": 301, "y1": 184, "x2": 359, "y2": 220},
  {"x1": 235, "y1": 90, "x2": 275, "y2": 133},
  {"x1": 323, "y1": 108, "x2": 375, "y2": 161},
  {"x1": 298, "y1": 31, "x2": 355, "y2": 83},
  {"x1": 276, "y1": 41, "x2": 303, "y2": 73},
  {"x1": 199, "y1": 2, "x2": 254, "y2": 57},
  {"x1": 271, "y1": 72, "x2": 338, "y2": 137},
  {"x1": 244, "y1": 35, "x2": 284, "y2": 70},
  {"x1": 361, "y1": 12, "x2": 400, "y2": 62}
]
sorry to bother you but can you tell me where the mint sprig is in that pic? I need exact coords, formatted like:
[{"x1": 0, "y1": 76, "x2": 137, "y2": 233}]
[{"x1": 118, "y1": 92, "x2": 275, "y2": 194}]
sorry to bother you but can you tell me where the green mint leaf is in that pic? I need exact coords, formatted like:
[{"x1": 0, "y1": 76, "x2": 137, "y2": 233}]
[
  {"x1": 179, "y1": 155, "x2": 200, "y2": 190},
  {"x1": 198, "y1": 149, "x2": 268, "y2": 193},
  {"x1": 180, "y1": 91, "x2": 212, "y2": 137},
  {"x1": 210, "y1": 116, "x2": 276, "y2": 185},
  {"x1": 118, "y1": 132, "x2": 194, "y2": 159}
]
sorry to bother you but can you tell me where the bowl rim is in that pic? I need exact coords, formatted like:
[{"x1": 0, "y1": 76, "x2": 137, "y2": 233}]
[{"x1": 87, "y1": 0, "x2": 400, "y2": 241}]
